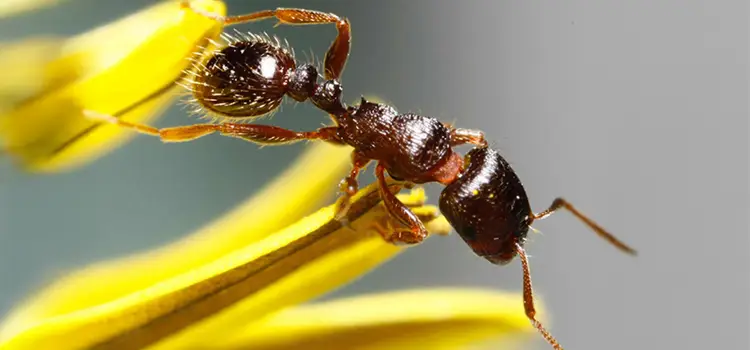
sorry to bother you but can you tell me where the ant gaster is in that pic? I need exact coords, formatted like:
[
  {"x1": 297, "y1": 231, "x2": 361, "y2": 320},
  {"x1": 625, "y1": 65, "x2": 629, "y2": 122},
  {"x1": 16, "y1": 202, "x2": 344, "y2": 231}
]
[{"x1": 86, "y1": 3, "x2": 637, "y2": 350}]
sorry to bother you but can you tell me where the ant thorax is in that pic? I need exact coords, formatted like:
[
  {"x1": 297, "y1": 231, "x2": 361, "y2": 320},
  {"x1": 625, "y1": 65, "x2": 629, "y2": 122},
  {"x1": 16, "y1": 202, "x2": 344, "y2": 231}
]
[{"x1": 339, "y1": 98, "x2": 461, "y2": 184}]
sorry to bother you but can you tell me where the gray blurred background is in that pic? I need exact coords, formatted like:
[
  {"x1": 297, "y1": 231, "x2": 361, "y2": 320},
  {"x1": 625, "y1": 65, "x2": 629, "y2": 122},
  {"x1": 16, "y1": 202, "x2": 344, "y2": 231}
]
[{"x1": 0, "y1": 1, "x2": 747, "y2": 349}]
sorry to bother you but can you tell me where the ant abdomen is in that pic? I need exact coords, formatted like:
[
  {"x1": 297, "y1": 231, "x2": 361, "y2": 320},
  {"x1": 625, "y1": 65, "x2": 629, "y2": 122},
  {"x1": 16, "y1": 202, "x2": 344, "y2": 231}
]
[
  {"x1": 191, "y1": 34, "x2": 296, "y2": 118},
  {"x1": 439, "y1": 147, "x2": 533, "y2": 265}
]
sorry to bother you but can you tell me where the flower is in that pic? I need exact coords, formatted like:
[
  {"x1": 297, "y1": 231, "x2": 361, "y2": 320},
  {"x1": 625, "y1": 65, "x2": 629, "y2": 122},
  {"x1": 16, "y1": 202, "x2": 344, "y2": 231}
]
[
  {"x1": 0, "y1": 143, "x2": 538, "y2": 349},
  {"x1": 0, "y1": 0, "x2": 67, "y2": 18},
  {"x1": 0, "y1": 0, "x2": 225, "y2": 172},
  {"x1": 0, "y1": 1, "x2": 542, "y2": 349}
]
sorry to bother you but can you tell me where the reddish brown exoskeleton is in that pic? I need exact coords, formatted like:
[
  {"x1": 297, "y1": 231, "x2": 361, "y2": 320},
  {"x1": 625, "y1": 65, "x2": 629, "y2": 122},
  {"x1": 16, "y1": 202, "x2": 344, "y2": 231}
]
[{"x1": 86, "y1": 3, "x2": 637, "y2": 349}]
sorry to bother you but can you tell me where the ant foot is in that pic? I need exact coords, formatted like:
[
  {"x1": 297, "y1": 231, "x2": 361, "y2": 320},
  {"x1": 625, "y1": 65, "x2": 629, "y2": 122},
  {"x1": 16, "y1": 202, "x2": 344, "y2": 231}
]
[
  {"x1": 385, "y1": 230, "x2": 427, "y2": 245},
  {"x1": 367, "y1": 215, "x2": 425, "y2": 246}
]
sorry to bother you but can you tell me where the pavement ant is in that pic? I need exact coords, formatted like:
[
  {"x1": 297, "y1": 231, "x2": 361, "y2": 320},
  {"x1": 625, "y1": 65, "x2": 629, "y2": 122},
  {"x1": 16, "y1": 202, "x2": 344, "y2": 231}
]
[{"x1": 85, "y1": 3, "x2": 637, "y2": 349}]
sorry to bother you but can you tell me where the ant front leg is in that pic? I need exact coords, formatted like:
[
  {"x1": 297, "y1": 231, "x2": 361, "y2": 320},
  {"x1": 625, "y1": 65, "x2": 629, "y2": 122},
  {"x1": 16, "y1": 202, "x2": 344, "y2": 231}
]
[
  {"x1": 84, "y1": 111, "x2": 344, "y2": 145},
  {"x1": 449, "y1": 127, "x2": 488, "y2": 148},
  {"x1": 334, "y1": 151, "x2": 371, "y2": 222},
  {"x1": 182, "y1": 2, "x2": 350, "y2": 80},
  {"x1": 374, "y1": 163, "x2": 428, "y2": 245}
]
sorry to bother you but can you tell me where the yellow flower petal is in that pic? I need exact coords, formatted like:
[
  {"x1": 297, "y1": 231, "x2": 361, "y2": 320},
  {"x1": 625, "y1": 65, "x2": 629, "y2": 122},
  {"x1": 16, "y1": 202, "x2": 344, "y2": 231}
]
[
  {"x1": 0, "y1": 39, "x2": 79, "y2": 113},
  {"x1": 149, "y1": 194, "x2": 450, "y2": 350},
  {"x1": 0, "y1": 0, "x2": 226, "y2": 172},
  {"x1": 0, "y1": 0, "x2": 65, "y2": 18},
  {"x1": 209, "y1": 288, "x2": 537, "y2": 350},
  {"x1": 0, "y1": 153, "x2": 450, "y2": 349},
  {"x1": 0, "y1": 141, "x2": 350, "y2": 336}
]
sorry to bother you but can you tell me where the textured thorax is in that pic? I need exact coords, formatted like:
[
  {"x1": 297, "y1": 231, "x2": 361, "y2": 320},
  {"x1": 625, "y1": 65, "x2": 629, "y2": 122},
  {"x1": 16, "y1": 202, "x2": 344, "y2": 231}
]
[{"x1": 340, "y1": 99, "x2": 454, "y2": 182}]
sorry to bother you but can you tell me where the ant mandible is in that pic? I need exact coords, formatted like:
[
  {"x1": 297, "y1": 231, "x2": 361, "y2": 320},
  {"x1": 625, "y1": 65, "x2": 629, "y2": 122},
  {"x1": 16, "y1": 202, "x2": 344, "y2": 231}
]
[{"x1": 86, "y1": 3, "x2": 637, "y2": 349}]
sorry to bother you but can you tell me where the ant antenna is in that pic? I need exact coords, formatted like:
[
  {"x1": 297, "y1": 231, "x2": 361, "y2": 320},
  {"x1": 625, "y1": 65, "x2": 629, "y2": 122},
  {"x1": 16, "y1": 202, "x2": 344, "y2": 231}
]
[
  {"x1": 516, "y1": 242, "x2": 563, "y2": 350},
  {"x1": 531, "y1": 197, "x2": 637, "y2": 255}
]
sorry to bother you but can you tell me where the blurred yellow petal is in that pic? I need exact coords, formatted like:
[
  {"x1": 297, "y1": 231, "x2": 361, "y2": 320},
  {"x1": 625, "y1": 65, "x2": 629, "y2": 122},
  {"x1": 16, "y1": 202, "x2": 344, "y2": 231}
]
[
  {"x1": 3, "y1": 142, "x2": 351, "y2": 326},
  {"x1": 0, "y1": 39, "x2": 80, "y2": 112},
  {"x1": 0, "y1": 0, "x2": 65, "y2": 18},
  {"x1": 0, "y1": 0, "x2": 226, "y2": 172},
  {"x1": 209, "y1": 288, "x2": 537, "y2": 350},
  {"x1": 0, "y1": 145, "x2": 450, "y2": 349},
  {"x1": 150, "y1": 194, "x2": 450, "y2": 350},
  {"x1": 0, "y1": 141, "x2": 347, "y2": 330}
]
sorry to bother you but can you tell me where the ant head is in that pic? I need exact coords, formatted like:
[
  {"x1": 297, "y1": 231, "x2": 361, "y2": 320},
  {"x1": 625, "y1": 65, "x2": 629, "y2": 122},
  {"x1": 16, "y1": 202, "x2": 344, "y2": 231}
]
[
  {"x1": 190, "y1": 34, "x2": 296, "y2": 118},
  {"x1": 439, "y1": 147, "x2": 533, "y2": 265}
]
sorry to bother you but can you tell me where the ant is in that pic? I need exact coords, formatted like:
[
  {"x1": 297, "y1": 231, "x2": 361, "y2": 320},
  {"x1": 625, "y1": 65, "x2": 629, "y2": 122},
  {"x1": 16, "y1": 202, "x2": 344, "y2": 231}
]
[{"x1": 85, "y1": 3, "x2": 637, "y2": 349}]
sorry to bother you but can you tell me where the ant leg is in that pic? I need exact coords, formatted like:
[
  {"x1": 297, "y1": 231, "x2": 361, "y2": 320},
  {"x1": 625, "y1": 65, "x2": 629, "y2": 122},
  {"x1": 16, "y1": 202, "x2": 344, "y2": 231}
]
[
  {"x1": 181, "y1": 2, "x2": 350, "y2": 80},
  {"x1": 531, "y1": 198, "x2": 637, "y2": 255},
  {"x1": 84, "y1": 110, "x2": 343, "y2": 145},
  {"x1": 516, "y1": 243, "x2": 564, "y2": 350},
  {"x1": 218, "y1": 124, "x2": 344, "y2": 145},
  {"x1": 374, "y1": 163, "x2": 428, "y2": 244},
  {"x1": 368, "y1": 205, "x2": 441, "y2": 243},
  {"x1": 334, "y1": 152, "x2": 371, "y2": 221},
  {"x1": 449, "y1": 128, "x2": 488, "y2": 147}
]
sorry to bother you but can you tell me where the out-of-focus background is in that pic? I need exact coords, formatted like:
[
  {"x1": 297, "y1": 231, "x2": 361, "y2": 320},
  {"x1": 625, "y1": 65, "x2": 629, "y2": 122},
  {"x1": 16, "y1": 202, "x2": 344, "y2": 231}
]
[{"x1": 0, "y1": 1, "x2": 747, "y2": 349}]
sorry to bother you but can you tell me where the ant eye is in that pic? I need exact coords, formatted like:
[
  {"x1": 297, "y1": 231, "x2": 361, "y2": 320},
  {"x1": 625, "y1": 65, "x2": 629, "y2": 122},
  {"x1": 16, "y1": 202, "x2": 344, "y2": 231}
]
[{"x1": 191, "y1": 39, "x2": 296, "y2": 118}]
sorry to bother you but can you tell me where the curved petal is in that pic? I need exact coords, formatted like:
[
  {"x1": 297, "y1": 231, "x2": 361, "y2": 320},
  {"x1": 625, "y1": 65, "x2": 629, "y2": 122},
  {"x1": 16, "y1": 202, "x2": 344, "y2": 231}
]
[
  {"x1": 0, "y1": 168, "x2": 450, "y2": 350},
  {"x1": 0, "y1": 0, "x2": 226, "y2": 172},
  {"x1": 0, "y1": 0, "x2": 65, "y2": 18},
  {"x1": 0, "y1": 39, "x2": 79, "y2": 113},
  {"x1": 206, "y1": 288, "x2": 538, "y2": 350},
  {"x1": 0, "y1": 141, "x2": 351, "y2": 342},
  {"x1": 149, "y1": 192, "x2": 451, "y2": 350}
]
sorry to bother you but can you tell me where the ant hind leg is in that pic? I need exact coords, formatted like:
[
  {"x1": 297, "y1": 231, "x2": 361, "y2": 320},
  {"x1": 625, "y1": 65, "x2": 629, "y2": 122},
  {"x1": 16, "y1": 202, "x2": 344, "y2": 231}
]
[
  {"x1": 84, "y1": 110, "x2": 344, "y2": 145},
  {"x1": 181, "y1": 2, "x2": 351, "y2": 80},
  {"x1": 85, "y1": 110, "x2": 218, "y2": 142}
]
